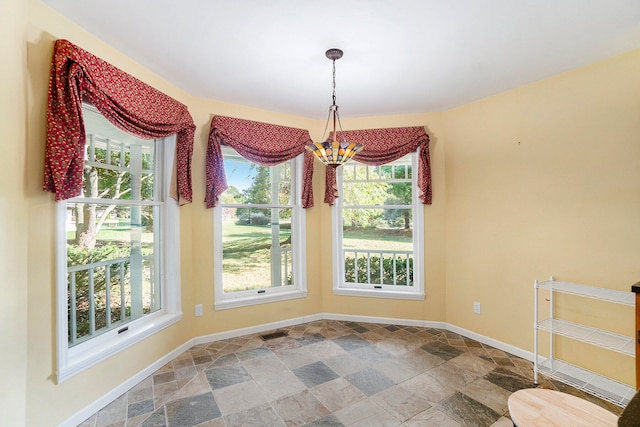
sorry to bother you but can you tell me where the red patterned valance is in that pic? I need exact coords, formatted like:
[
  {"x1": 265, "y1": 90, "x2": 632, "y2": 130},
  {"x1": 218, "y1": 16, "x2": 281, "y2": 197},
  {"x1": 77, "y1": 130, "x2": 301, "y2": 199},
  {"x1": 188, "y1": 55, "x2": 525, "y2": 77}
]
[
  {"x1": 325, "y1": 126, "x2": 431, "y2": 205},
  {"x1": 206, "y1": 116, "x2": 315, "y2": 208},
  {"x1": 43, "y1": 39, "x2": 196, "y2": 204}
]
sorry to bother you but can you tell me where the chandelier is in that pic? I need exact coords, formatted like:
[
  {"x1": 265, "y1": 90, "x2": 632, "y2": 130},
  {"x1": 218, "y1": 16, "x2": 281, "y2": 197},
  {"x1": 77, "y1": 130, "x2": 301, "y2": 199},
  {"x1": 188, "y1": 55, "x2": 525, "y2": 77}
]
[{"x1": 306, "y1": 49, "x2": 363, "y2": 168}]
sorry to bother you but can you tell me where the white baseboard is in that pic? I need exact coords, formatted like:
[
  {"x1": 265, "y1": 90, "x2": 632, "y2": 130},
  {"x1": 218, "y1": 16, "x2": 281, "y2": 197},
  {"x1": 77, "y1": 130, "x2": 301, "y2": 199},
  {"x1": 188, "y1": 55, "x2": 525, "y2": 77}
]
[
  {"x1": 445, "y1": 323, "x2": 534, "y2": 362},
  {"x1": 189, "y1": 313, "x2": 324, "y2": 346},
  {"x1": 322, "y1": 312, "x2": 447, "y2": 330},
  {"x1": 60, "y1": 313, "x2": 529, "y2": 427}
]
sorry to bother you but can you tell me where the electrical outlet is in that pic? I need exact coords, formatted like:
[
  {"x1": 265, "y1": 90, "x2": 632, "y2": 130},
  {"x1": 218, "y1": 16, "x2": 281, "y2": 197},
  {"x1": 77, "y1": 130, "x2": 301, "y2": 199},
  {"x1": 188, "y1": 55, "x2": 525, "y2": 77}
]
[
  {"x1": 195, "y1": 304, "x2": 203, "y2": 317},
  {"x1": 473, "y1": 301, "x2": 481, "y2": 314}
]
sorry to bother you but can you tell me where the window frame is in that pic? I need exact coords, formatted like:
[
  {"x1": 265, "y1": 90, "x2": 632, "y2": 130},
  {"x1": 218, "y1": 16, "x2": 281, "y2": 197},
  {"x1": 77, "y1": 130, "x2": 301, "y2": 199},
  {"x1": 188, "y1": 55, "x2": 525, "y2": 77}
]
[
  {"x1": 213, "y1": 149, "x2": 307, "y2": 310},
  {"x1": 55, "y1": 113, "x2": 181, "y2": 383},
  {"x1": 332, "y1": 150, "x2": 424, "y2": 300}
]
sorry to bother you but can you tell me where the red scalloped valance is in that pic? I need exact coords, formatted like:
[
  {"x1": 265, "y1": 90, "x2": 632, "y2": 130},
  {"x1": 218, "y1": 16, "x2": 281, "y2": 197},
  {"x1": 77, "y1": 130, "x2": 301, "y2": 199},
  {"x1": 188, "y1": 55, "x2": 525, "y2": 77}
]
[
  {"x1": 325, "y1": 126, "x2": 431, "y2": 205},
  {"x1": 43, "y1": 39, "x2": 196, "y2": 204},
  {"x1": 206, "y1": 115, "x2": 315, "y2": 208}
]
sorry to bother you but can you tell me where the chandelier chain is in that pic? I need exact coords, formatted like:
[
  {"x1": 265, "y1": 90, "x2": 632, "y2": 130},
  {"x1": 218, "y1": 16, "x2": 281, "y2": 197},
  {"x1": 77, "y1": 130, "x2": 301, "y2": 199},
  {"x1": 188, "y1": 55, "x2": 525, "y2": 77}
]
[{"x1": 332, "y1": 59, "x2": 337, "y2": 106}]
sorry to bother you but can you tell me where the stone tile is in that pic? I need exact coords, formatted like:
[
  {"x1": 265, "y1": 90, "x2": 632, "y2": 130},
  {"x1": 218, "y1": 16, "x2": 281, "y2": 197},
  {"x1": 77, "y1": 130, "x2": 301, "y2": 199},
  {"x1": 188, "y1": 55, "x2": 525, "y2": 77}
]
[
  {"x1": 428, "y1": 360, "x2": 476, "y2": 390},
  {"x1": 77, "y1": 414, "x2": 96, "y2": 427},
  {"x1": 322, "y1": 352, "x2": 369, "y2": 377},
  {"x1": 375, "y1": 336, "x2": 424, "y2": 356},
  {"x1": 449, "y1": 353, "x2": 497, "y2": 377},
  {"x1": 493, "y1": 356, "x2": 516, "y2": 367},
  {"x1": 420, "y1": 341, "x2": 464, "y2": 361},
  {"x1": 173, "y1": 354, "x2": 196, "y2": 370},
  {"x1": 139, "y1": 407, "x2": 167, "y2": 427},
  {"x1": 275, "y1": 345, "x2": 319, "y2": 369},
  {"x1": 371, "y1": 385, "x2": 431, "y2": 422},
  {"x1": 296, "y1": 333, "x2": 326, "y2": 346},
  {"x1": 167, "y1": 371, "x2": 212, "y2": 403},
  {"x1": 293, "y1": 361, "x2": 340, "y2": 388},
  {"x1": 153, "y1": 371, "x2": 176, "y2": 386},
  {"x1": 96, "y1": 394, "x2": 127, "y2": 426},
  {"x1": 332, "y1": 334, "x2": 371, "y2": 351},
  {"x1": 437, "y1": 392, "x2": 501, "y2": 427},
  {"x1": 212, "y1": 380, "x2": 269, "y2": 416},
  {"x1": 375, "y1": 356, "x2": 427, "y2": 384},
  {"x1": 210, "y1": 353, "x2": 239, "y2": 367},
  {"x1": 402, "y1": 372, "x2": 456, "y2": 405},
  {"x1": 175, "y1": 365, "x2": 198, "y2": 381},
  {"x1": 461, "y1": 378, "x2": 512, "y2": 414},
  {"x1": 192, "y1": 354, "x2": 213, "y2": 366},
  {"x1": 310, "y1": 377, "x2": 366, "y2": 412},
  {"x1": 165, "y1": 392, "x2": 221, "y2": 426},
  {"x1": 127, "y1": 377, "x2": 154, "y2": 404},
  {"x1": 490, "y1": 417, "x2": 516, "y2": 427},
  {"x1": 484, "y1": 367, "x2": 535, "y2": 393},
  {"x1": 223, "y1": 402, "x2": 286, "y2": 427},
  {"x1": 404, "y1": 408, "x2": 462, "y2": 426},
  {"x1": 235, "y1": 346, "x2": 272, "y2": 361},
  {"x1": 78, "y1": 320, "x2": 604, "y2": 427},
  {"x1": 127, "y1": 399, "x2": 154, "y2": 419},
  {"x1": 306, "y1": 340, "x2": 350, "y2": 360},
  {"x1": 153, "y1": 381, "x2": 179, "y2": 408},
  {"x1": 344, "y1": 368, "x2": 395, "y2": 396},
  {"x1": 447, "y1": 338, "x2": 467, "y2": 347},
  {"x1": 205, "y1": 364, "x2": 251, "y2": 391},
  {"x1": 350, "y1": 345, "x2": 392, "y2": 364},
  {"x1": 263, "y1": 336, "x2": 302, "y2": 351},
  {"x1": 272, "y1": 390, "x2": 331, "y2": 427},
  {"x1": 242, "y1": 353, "x2": 285, "y2": 373},
  {"x1": 302, "y1": 414, "x2": 344, "y2": 426},
  {"x1": 333, "y1": 398, "x2": 400, "y2": 426},
  {"x1": 244, "y1": 357, "x2": 307, "y2": 400}
]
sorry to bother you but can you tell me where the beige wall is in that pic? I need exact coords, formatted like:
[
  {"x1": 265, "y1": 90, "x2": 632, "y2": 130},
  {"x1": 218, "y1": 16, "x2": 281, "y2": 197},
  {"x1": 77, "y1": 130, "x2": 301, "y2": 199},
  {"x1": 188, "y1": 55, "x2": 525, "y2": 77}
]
[
  {"x1": 1, "y1": 0, "x2": 28, "y2": 426},
  {"x1": 8, "y1": 0, "x2": 639, "y2": 424},
  {"x1": 23, "y1": 2, "x2": 329, "y2": 425},
  {"x1": 441, "y1": 48, "x2": 640, "y2": 383}
]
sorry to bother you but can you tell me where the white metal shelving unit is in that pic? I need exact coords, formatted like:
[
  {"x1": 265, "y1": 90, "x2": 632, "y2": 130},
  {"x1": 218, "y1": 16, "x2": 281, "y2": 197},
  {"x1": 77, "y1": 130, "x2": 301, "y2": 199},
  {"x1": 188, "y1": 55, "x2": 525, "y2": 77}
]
[{"x1": 534, "y1": 277, "x2": 636, "y2": 407}]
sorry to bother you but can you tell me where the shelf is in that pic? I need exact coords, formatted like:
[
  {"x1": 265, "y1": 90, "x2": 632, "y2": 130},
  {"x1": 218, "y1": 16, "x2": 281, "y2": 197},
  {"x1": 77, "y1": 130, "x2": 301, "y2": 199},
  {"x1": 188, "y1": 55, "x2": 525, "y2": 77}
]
[
  {"x1": 537, "y1": 357, "x2": 635, "y2": 407},
  {"x1": 537, "y1": 318, "x2": 635, "y2": 356},
  {"x1": 537, "y1": 280, "x2": 635, "y2": 306}
]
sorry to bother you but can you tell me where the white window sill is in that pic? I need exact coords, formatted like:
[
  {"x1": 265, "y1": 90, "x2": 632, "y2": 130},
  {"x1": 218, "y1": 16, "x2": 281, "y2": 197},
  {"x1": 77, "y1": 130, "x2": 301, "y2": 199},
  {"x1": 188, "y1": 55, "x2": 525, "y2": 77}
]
[
  {"x1": 215, "y1": 289, "x2": 308, "y2": 310},
  {"x1": 58, "y1": 311, "x2": 182, "y2": 383},
  {"x1": 333, "y1": 287, "x2": 425, "y2": 301}
]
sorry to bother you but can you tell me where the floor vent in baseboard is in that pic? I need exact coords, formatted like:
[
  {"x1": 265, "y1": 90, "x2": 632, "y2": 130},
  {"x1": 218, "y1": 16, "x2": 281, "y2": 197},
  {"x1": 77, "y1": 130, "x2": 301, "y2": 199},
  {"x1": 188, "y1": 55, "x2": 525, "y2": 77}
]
[{"x1": 259, "y1": 330, "x2": 288, "y2": 340}]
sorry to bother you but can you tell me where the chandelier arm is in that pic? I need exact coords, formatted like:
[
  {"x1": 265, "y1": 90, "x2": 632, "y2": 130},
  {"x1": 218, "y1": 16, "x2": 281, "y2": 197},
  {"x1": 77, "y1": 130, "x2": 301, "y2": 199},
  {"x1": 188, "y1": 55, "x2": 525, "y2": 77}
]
[
  {"x1": 335, "y1": 109, "x2": 346, "y2": 142},
  {"x1": 320, "y1": 109, "x2": 332, "y2": 143}
]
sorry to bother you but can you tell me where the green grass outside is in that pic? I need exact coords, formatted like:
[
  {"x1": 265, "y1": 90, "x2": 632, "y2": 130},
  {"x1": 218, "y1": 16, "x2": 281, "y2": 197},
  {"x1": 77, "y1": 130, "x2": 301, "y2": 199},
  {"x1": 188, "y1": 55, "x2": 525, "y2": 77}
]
[{"x1": 222, "y1": 222, "x2": 413, "y2": 292}]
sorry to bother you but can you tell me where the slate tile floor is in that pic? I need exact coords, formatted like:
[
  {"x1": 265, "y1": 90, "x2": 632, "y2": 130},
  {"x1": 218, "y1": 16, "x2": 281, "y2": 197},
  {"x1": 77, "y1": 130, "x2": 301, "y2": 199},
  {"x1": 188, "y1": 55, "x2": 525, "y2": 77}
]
[{"x1": 78, "y1": 320, "x2": 622, "y2": 427}]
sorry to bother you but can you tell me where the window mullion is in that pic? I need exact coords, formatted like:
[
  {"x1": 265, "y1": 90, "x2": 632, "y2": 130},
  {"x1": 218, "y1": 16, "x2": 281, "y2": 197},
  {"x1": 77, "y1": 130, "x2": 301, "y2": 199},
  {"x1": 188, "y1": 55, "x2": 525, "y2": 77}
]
[{"x1": 129, "y1": 144, "x2": 144, "y2": 319}]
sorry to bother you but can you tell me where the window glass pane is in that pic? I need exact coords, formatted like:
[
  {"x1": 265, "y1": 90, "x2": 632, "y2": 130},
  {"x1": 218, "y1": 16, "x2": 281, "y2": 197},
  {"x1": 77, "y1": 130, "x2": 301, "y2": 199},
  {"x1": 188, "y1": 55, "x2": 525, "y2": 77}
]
[
  {"x1": 221, "y1": 151, "x2": 292, "y2": 205},
  {"x1": 342, "y1": 207, "x2": 414, "y2": 287},
  {"x1": 65, "y1": 105, "x2": 162, "y2": 347},
  {"x1": 66, "y1": 202, "x2": 159, "y2": 346},
  {"x1": 82, "y1": 107, "x2": 156, "y2": 201},
  {"x1": 341, "y1": 153, "x2": 415, "y2": 289},
  {"x1": 221, "y1": 207, "x2": 293, "y2": 292}
]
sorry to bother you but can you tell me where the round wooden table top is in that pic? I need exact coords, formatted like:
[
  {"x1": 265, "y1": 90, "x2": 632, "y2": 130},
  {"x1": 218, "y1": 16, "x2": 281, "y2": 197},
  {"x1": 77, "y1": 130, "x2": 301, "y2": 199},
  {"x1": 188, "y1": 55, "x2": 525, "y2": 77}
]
[{"x1": 508, "y1": 388, "x2": 618, "y2": 427}]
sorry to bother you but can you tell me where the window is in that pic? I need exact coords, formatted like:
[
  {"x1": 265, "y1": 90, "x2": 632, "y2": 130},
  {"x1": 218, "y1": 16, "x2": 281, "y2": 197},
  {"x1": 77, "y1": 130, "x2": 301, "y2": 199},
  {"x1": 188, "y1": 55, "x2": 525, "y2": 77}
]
[
  {"x1": 213, "y1": 147, "x2": 306, "y2": 309},
  {"x1": 332, "y1": 152, "x2": 424, "y2": 299},
  {"x1": 56, "y1": 105, "x2": 181, "y2": 382}
]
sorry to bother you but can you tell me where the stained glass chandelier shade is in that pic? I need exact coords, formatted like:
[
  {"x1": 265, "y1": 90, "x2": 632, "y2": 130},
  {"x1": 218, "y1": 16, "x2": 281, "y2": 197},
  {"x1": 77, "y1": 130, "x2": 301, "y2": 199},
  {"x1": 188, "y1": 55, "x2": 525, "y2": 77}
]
[{"x1": 306, "y1": 49, "x2": 363, "y2": 168}]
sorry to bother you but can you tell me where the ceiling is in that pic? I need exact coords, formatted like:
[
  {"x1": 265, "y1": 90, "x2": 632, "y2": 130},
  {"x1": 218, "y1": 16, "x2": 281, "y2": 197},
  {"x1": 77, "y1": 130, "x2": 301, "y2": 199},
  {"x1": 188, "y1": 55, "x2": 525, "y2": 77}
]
[{"x1": 42, "y1": 0, "x2": 640, "y2": 119}]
